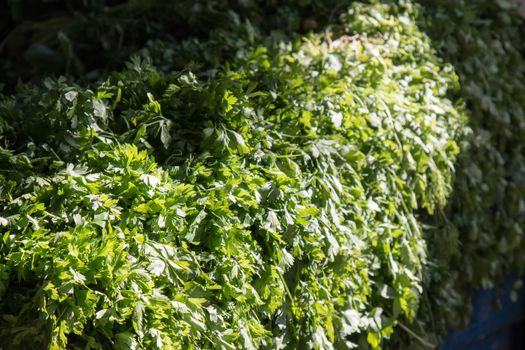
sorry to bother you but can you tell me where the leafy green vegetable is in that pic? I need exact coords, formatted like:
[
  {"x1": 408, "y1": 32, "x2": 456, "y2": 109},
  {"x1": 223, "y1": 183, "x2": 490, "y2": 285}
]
[
  {"x1": 1, "y1": 0, "x2": 523, "y2": 349},
  {"x1": 390, "y1": 0, "x2": 525, "y2": 347},
  {"x1": 0, "y1": 2, "x2": 466, "y2": 348}
]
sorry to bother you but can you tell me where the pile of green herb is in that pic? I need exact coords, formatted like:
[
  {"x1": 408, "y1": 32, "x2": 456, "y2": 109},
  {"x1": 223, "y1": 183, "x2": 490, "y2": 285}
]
[
  {"x1": 1, "y1": 0, "x2": 524, "y2": 349},
  {"x1": 398, "y1": 0, "x2": 525, "y2": 345},
  {"x1": 0, "y1": 1, "x2": 467, "y2": 348}
]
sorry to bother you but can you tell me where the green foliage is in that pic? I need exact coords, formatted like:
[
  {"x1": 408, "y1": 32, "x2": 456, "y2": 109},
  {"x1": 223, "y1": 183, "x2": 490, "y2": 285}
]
[
  {"x1": 427, "y1": 0, "x2": 525, "y2": 286},
  {"x1": 0, "y1": 0, "x2": 342, "y2": 89},
  {"x1": 0, "y1": 2, "x2": 468, "y2": 349},
  {"x1": 1, "y1": 0, "x2": 524, "y2": 349},
  {"x1": 394, "y1": 0, "x2": 525, "y2": 346}
]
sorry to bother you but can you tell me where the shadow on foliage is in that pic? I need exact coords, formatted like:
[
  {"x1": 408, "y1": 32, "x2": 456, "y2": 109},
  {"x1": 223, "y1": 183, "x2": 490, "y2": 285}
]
[{"x1": 389, "y1": 0, "x2": 525, "y2": 348}]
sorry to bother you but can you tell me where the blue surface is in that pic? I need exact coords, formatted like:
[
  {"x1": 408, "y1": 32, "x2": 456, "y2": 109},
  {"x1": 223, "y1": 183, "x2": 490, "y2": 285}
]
[{"x1": 440, "y1": 275, "x2": 525, "y2": 350}]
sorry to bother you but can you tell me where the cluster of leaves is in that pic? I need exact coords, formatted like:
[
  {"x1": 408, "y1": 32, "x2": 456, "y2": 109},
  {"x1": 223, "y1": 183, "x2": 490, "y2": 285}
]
[
  {"x1": 0, "y1": 1, "x2": 469, "y2": 349},
  {"x1": 391, "y1": 0, "x2": 525, "y2": 346},
  {"x1": 0, "y1": 0, "x2": 346, "y2": 90}
]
